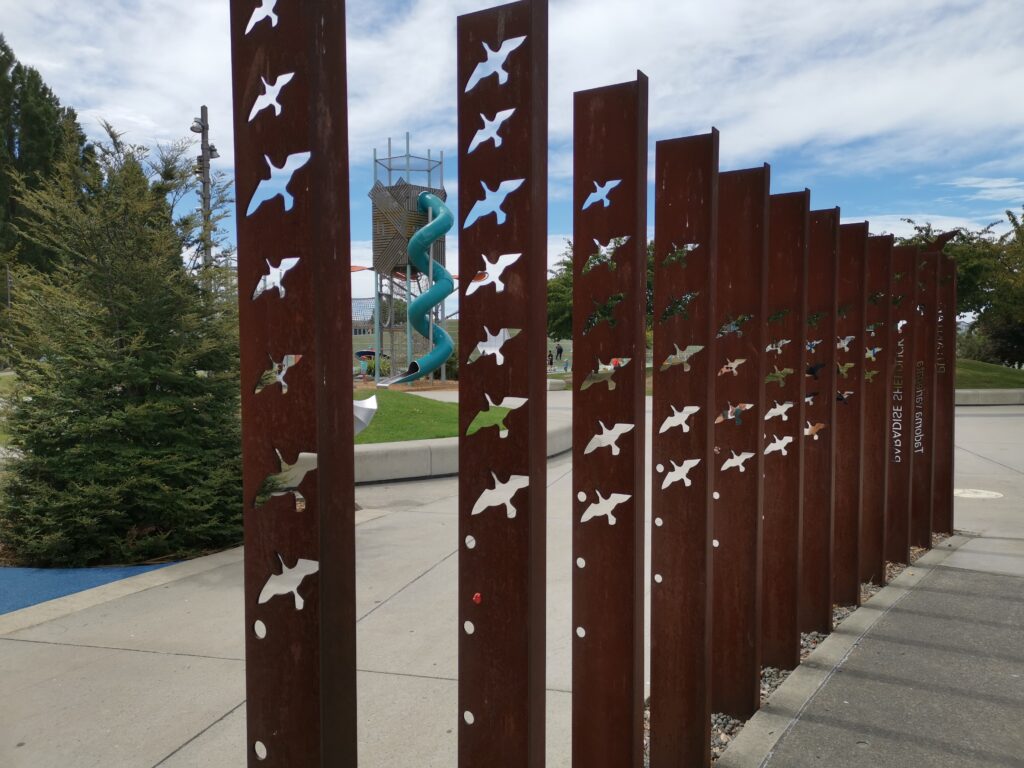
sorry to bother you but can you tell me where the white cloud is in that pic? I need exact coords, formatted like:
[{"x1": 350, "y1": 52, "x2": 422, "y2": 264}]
[{"x1": 947, "y1": 177, "x2": 1024, "y2": 203}]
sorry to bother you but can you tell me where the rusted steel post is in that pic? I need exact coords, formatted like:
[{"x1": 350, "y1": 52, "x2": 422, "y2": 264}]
[
  {"x1": 885, "y1": 245, "x2": 919, "y2": 565},
  {"x1": 571, "y1": 73, "x2": 648, "y2": 768},
  {"x1": 711, "y1": 166, "x2": 768, "y2": 720},
  {"x1": 911, "y1": 250, "x2": 938, "y2": 548},
  {"x1": 800, "y1": 208, "x2": 839, "y2": 634},
  {"x1": 761, "y1": 191, "x2": 809, "y2": 671},
  {"x1": 229, "y1": 1, "x2": 356, "y2": 764},
  {"x1": 833, "y1": 223, "x2": 868, "y2": 606},
  {"x1": 650, "y1": 130, "x2": 718, "y2": 767},
  {"x1": 860, "y1": 235, "x2": 894, "y2": 585},
  {"x1": 456, "y1": 2, "x2": 548, "y2": 765},
  {"x1": 932, "y1": 250, "x2": 957, "y2": 535}
]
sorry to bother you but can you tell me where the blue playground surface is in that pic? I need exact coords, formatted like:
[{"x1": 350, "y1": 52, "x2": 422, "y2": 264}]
[{"x1": 0, "y1": 563, "x2": 172, "y2": 615}]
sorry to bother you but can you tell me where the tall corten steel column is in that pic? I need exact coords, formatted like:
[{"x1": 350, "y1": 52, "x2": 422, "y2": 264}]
[
  {"x1": 860, "y1": 235, "x2": 895, "y2": 585},
  {"x1": 711, "y1": 166, "x2": 769, "y2": 720},
  {"x1": 800, "y1": 208, "x2": 839, "y2": 634},
  {"x1": 885, "y1": 245, "x2": 919, "y2": 565},
  {"x1": 229, "y1": 1, "x2": 356, "y2": 765},
  {"x1": 911, "y1": 250, "x2": 938, "y2": 548},
  {"x1": 650, "y1": 130, "x2": 719, "y2": 768},
  {"x1": 761, "y1": 191, "x2": 809, "y2": 671},
  {"x1": 833, "y1": 223, "x2": 868, "y2": 606},
  {"x1": 932, "y1": 249, "x2": 958, "y2": 535},
  {"x1": 571, "y1": 74, "x2": 648, "y2": 768},
  {"x1": 456, "y1": 2, "x2": 548, "y2": 765}
]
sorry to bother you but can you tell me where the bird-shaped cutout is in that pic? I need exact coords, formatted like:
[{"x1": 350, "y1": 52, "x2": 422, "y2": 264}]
[
  {"x1": 721, "y1": 450, "x2": 756, "y2": 473},
  {"x1": 465, "y1": 253, "x2": 520, "y2": 296},
  {"x1": 472, "y1": 472, "x2": 530, "y2": 518},
  {"x1": 258, "y1": 554, "x2": 318, "y2": 610},
  {"x1": 805, "y1": 362, "x2": 826, "y2": 380},
  {"x1": 581, "y1": 358, "x2": 630, "y2": 391},
  {"x1": 805, "y1": 421, "x2": 826, "y2": 440},
  {"x1": 246, "y1": 152, "x2": 312, "y2": 217},
  {"x1": 582, "y1": 179, "x2": 622, "y2": 210},
  {"x1": 718, "y1": 358, "x2": 747, "y2": 377},
  {"x1": 866, "y1": 322, "x2": 885, "y2": 337},
  {"x1": 836, "y1": 335, "x2": 856, "y2": 352},
  {"x1": 252, "y1": 257, "x2": 300, "y2": 300},
  {"x1": 466, "y1": 393, "x2": 528, "y2": 438},
  {"x1": 765, "y1": 366, "x2": 794, "y2": 387},
  {"x1": 255, "y1": 353, "x2": 302, "y2": 394},
  {"x1": 765, "y1": 400, "x2": 795, "y2": 422},
  {"x1": 715, "y1": 402, "x2": 754, "y2": 426},
  {"x1": 806, "y1": 339, "x2": 823, "y2": 353},
  {"x1": 837, "y1": 362, "x2": 856, "y2": 379},
  {"x1": 467, "y1": 109, "x2": 516, "y2": 153},
  {"x1": 805, "y1": 391, "x2": 819, "y2": 406},
  {"x1": 660, "y1": 459, "x2": 701, "y2": 490},
  {"x1": 897, "y1": 319, "x2": 909, "y2": 334},
  {"x1": 248, "y1": 72, "x2": 295, "y2": 121},
  {"x1": 865, "y1": 346, "x2": 882, "y2": 362},
  {"x1": 256, "y1": 449, "x2": 318, "y2": 509},
  {"x1": 245, "y1": 0, "x2": 279, "y2": 34},
  {"x1": 582, "y1": 236, "x2": 630, "y2": 274},
  {"x1": 836, "y1": 390, "x2": 855, "y2": 404},
  {"x1": 660, "y1": 344, "x2": 703, "y2": 373},
  {"x1": 464, "y1": 36, "x2": 527, "y2": 92},
  {"x1": 584, "y1": 421, "x2": 635, "y2": 456},
  {"x1": 766, "y1": 339, "x2": 791, "y2": 355},
  {"x1": 765, "y1": 435, "x2": 794, "y2": 457},
  {"x1": 717, "y1": 314, "x2": 753, "y2": 338},
  {"x1": 583, "y1": 293, "x2": 624, "y2": 335},
  {"x1": 659, "y1": 404, "x2": 700, "y2": 434},
  {"x1": 663, "y1": 242, "x2": 698, "y2": 267},
  {"x1": 463, "y1": 179, "x2": 525, "y2": 229},
  {"x1": 864, "y1": 369, "x2": 880, "y2": 383},
  {"x1": 579, "y1": 490, "x2": 631, "y2": 525},
  {"x1": 468, "y1": 327, "x2": 520, "y2": 366}
]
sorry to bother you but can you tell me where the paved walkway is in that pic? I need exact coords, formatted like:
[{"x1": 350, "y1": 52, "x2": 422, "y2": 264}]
[{"x1": 1, "y1": 405, "x2": 1021, "y2": 767}]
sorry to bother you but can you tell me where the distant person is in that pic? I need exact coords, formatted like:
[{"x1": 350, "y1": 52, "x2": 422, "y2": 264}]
[
  {"x1": 555, "y1": 342, "x2": 563, "y2": 361},
  {"x1": 547, "y1": 351, "x2": 554, "y2": 368}
]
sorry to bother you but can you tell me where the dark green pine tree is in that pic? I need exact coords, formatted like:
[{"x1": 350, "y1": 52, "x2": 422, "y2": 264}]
[{"x1": 0, "y1": 129, "x2": 241, "y2": 566}]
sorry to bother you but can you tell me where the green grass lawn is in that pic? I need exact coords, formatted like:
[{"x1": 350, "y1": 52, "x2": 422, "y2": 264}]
[
  {"x1": 354, "y1": 389, "x2": 507, "y2": 444},
  {"x1": 956, "y1": 359, "x2": 1024, "y2": 389}
]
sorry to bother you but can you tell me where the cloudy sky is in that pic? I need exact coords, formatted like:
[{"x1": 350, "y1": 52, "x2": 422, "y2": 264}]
[{"x1": 3, "y1": 0, "x2": 1023, "y2": 297}]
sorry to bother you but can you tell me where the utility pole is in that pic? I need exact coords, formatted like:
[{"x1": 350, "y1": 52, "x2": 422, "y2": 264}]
[{"x1": 190, "y1": 105, "x2": 219, "y2": 286}]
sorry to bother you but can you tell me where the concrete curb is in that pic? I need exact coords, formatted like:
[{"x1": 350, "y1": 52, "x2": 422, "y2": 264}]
[
  {"x1": 955, "y1": 388, "x2": 1024, "y2": 405},
  {"x1": 717, "y1": 534, "x2": 972, "y2": 768},
  {"x1": 354, "y1": 420, "x2": 572, "y2": 484}
]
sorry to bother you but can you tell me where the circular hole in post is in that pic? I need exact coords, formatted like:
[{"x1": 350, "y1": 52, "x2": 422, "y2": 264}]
[
  {"x1": 654, "y1": 574, "x2": 663, "y2": 584},
  {"x1": 254, "y1": 741, "x2": 268, "y2": 761},
  {"x1": 464, "y1": 711, "x2": 475, "y2": 725},
  {"x1": 576, "y1": 626, "x2": 586, "y2": 638},
  {"x1": 713, "y1": 539, "x2": 720, "y2": 548},
  {"x1": 656, "y1": 463, "x2": 664, "y2": 473},
  {"x1": 713, "y1": 491, "x2": 721, "y2": 500},
  {"x1": 465, "y1": 535, "x2": 476, "y2": 550},
  {"x1": 464, "y1": 620, "x2": 475, "y2": 635},
  {"x1": 654, "y1": 517, "x2": 663, "y2": 527},
  {"x1": 576, "y1": 491, "x2": 587, "y2": 503},
  {"x1": 254, "y1": 620, "x2": 267, "y2": 639},
  {"x1": 576, "y1": 557, "x2": 586, "y2": 569}
]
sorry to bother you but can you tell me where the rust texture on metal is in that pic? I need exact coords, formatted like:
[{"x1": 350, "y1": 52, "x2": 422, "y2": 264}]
[
  {"x1": 932, "y1": 250, "x2": 957, "y2": 534},
  {"x1": 832, "y1": 223, "x2": 868, "y2": 606},
  {"x1": 885, "y1": 245, "x2": 919, "y2": 565},
  {"x1": 229, "y1": 0, "x2": 356, "y2": 765},
  {"x1": 761, "y1": 191, "x2": 809, "y2": 671},
  {"x1": 572, "y1": 74, "x2": 648, "y2": 768},
  {"x1": 650, "y1": 130, "x2": 718, "y2": 767},
  {"x1": 860, "y1": 235, "x2": 894, "y2": 585},
  {"x1": 800, "y1": 209, "x2": 839, "y2": 634},
  {"x1": 910, "y1": 249, "x2": 938, "y2": 548},
  {"x1": 456, "y1": 2, "x2": 548, "y2": 765},
  {"x1": 711, "y1": 166, "x2": 768, "y2": 720}
]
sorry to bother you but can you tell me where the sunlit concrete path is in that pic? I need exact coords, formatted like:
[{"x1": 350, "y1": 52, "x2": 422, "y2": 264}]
[{"x1": 1, "y1": 405, "x2": 1022, "y2": 767}]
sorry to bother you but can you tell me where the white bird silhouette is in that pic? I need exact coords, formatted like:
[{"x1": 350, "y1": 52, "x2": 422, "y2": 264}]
[
  {"x1": 765, "y1": 435, "x2": 794, "y2": 457},
  {"x1": 245, "y1": 0, "x2": 279, "y2": 34},
  {"x1": 584, "y1": 421, "x2": 635, "y2": 456},
  {"x1": 247, "y1": 152, "x2": 312, "y2": 216},
  {"x1": 661, "y1": 459, "x2": 701, "y2": 490},
  {"x1": 660, "y1": 344, "x2": 703, "y2": 372},
  {"x1": 252, "y1": 257, "x2": 300, "y2": 300},
  {"x1": 463, "y1": 179, "x2": 525, "y2": 229},
  {"x1": 467, "y1": 109, "x2": 516, "y2": 153},
  {"x1": 897, "y1": 319, "x2": 909, "y2": 334},
  {"x1": 468, "y1": 327, "x2": 520, "y2": 366},
  {"x1": 836, "y1": 335, "x2": 856, "y2": 352},
  {"x1": 805, "y1": 421, "x2": 826, "y2": 440},
  {"x1": 721, "y1": 450, "x2": 755, "y2": 472},
  {"x1": 766, "y1": 339, "x2": 791, "y2": 355},
  {"x1": 248, "y1": 72, "x2": 295, "y2": 121},
  {"x1": 258, "y1": 554, "x2": 318, "y2": 610},
  {"x1": 472, "y1": 472, "x2": 530, "y2": 518},
  {"x1": 579, "y1": 490, "x2": 632, "y2": 525},
  {"x1": 255, "y1": 353, "x2": 302, "y2": 394},
  {"x1": 464, "y1": 36, "x2": 527, "y2": 92},
  {"x1": 659, "y1": 404, "x2": 700, "y2": 434},
  {"x1": 466, "y1": 393, "x2": 528, "y2": 438},
  {"x1": 764, "y1": 400, "x2": 795, "y2": 422},
  {"x1": 465, "y1": 253, "x2": 520, "y2": 296},
  {"x1": 581, "y1": 358, "x2": 630, "y2": 391},
  {"x1": 865, "y1": 346, "x2": 882, "y2": 361},
  {"x1": 268, "y1": 449, "x2": 316, "y2": 496},
  {"x1": 582, "y1": 179, "x2": 622, "y2": 210}
]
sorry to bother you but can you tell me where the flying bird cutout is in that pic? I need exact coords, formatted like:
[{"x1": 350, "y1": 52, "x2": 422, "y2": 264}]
[
  {"x1": 765, "y1": 435, "x2": 794, "y2": 457},
  {"x1": 248, "y1": 72, "x2": 295, "y2": 121},
  {"x1": 464, "y1": 36, "x2": 527, "y2": 92},
  {"x1": 582, "y1": 179, "x2": 622, "y2": 210},
  {"x1": 766, "y1": 339, "x2": 791, "y2": 355},
  {"x1": 721, "y1": 450, "x2": 756, "y2": 473},
  {"x1": 765, "y1": 366, "x2": 795, "y2": 387},
  {"x1": 463, "y1": 179, "x2": 525, "y2": 229},
  {"x1": 805, "y1": 362, "x2": 826, "y2": 380},
  {"x1": 256, "y1": 449, "x2": 318, "y2": 508},
  {"x1": 805, "y1": 421, "x2": 826, "y2": 440},
  {"x1": 246, "y1": 152, "x2": 312, "y2": 217},
  {"x1": 718, "y1": 358, "x2": 747, "y2": 377},
  {"x1": 255, "y1": 353, "x2": 302, "y2": 395},
  {"x1": 805, "y1": 391, "x2": 819, "y2": 406},
  {"x1": 252, "y1": 257, "x2": 300, "y2": 301},
  {"x1": 660, "y1": 459, "x2": 701, "y2": 490},
  {"x1": 836, "y1": 335, "x2": 856, "y2": 352},
  {"x1": 466, "y1": 393, "x2": 528, "y2": 438},
  {"x1": 245, "y1": 0, "x2": 279, "y2": 34},
  {"x1": 581, "y1": 358, "x2": 631, "y2": 391},
  {"x1": 715, "y1": 402, "x2": 754, "y2": 425},
  {"x1": 660, "y1": 343, "x2": 704, "y2": 372},
  {"x1": 465, "y1": 253, "x2": 520, "y2": 296},
  {"x1": 584, "y1": 421, "x2": 635, "y2": 456},
  {"x1": 258, "y1": 554, "x2": 318, "y2": 610},
  {"x1": 472, "y1": 472, "x2": 530, "y2": 519},
  {"x1": 659, "y1": 404, "x2": 700, "y2": 434},
  {"x1": 765, "y1": 400, "x2": 795, "y2": 422},
  {"x1": 468, "y1": 327, "x2": 521, "y2": 366},
  {"x1": 837, "y1": 362, "x2": 856, "y2": 379},
  {"x1": 467, "y1": 109, "x2": 516, "y2": 153},
  {"x1": 806, "y1": 339, "x2": 823, "y2": 353},
  {"x1": 865, "y1": 346, "x2": 882, "y2": 361},
  {"x1": 579, "y1": 490, "x2": 631, "y2": 525}
]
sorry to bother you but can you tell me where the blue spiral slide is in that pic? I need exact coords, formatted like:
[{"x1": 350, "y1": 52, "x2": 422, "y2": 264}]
[{"x1": 377, "y1": 192, "x2": 455, "y2": 387}]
